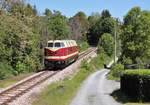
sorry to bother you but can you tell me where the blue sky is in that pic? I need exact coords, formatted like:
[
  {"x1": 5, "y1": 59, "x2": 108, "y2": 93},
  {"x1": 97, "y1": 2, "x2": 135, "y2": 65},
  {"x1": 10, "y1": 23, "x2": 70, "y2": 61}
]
[{"x1": 27, "y1": 0, "x2": 150, "y2": 20}]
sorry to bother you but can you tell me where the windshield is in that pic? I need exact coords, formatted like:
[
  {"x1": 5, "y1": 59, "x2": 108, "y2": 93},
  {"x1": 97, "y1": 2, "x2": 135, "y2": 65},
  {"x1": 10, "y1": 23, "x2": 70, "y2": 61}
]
[
  {"x1": 54, "y1": 42, "x2": 61, "y2": 47},
  {"x1": 48, "y1": 42, "x2": 65, "y2": 48},
  {"x1": 48, "y1": 43, "x2": 53, "y2": 47}
]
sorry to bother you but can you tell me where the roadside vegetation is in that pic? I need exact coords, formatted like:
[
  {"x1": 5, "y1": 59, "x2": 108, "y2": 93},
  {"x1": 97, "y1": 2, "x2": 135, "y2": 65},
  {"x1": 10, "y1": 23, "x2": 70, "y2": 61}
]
[
  {"x1": 107, "y1": 63, "x2": 124, "y2": 80},
  {"x1": 77, "y1": 41, "x2": 89, "y2": 52},
  {"x1": 32, "y1": 53, "x2": 110, "y2": 105},
  {"x1": 106, "y1": 7, "x2": 150, "y2": 105},
  {"x1": 0, "y1": 73, "x2": 33, "y2": 88},
  {"x1": 108, "y1": 7, "x2": 150, "y2": 81}
]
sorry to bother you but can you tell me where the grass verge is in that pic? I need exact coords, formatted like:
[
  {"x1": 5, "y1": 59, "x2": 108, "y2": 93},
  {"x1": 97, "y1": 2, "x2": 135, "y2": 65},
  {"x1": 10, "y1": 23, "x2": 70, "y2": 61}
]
[
  {"x1": 32, "y1": 53, "x2": 109, "y2": 105},
  {"x1": 0, "y1": 73, "x2": 33, "y2": 88}
]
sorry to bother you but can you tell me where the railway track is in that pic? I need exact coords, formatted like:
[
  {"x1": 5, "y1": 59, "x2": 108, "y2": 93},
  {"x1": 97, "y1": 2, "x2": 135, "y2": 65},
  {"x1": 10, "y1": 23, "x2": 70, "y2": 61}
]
[
  {"x1": 0, "y1": 47, "x2": 97, "y2": 105},
  {"x1": 78, "y1": 47, "x2": 96, "y2": 59}
]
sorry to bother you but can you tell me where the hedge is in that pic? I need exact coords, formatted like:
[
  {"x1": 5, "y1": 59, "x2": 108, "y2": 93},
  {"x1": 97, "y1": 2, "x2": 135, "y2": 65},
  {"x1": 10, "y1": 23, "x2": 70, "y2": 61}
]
[{"x1": 121, "y1": 69, "x2": 150, "y2": 102}]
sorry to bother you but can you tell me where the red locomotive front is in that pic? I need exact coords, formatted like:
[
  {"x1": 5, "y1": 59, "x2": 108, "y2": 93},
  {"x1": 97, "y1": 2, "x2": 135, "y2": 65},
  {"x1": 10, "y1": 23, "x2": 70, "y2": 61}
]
[{"x1": 44, "y1": 40, "x2": 79, "y2": 69}]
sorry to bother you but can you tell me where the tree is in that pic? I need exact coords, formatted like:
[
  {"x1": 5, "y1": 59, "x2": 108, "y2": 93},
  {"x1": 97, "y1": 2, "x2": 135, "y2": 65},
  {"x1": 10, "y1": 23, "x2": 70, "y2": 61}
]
[
  {"x1": 87, "y1": 12, "x2": 101, "y2": 45},
  {"x1": 47, "y1": 11, "x2": 71, "y2": 39},
  {"x1": 44, "y1": 8, "x2": 52, "y2": 16},
  {"x1": 87, "y1": 10, "x2": 115, "y2": 46},
  {"x1": 100, "y1": 33, "x2": 114, "y2": 56},
  {"x1": 121, "y1": 7, "x2": 150, "y2": 64},
  {"x1": 101, "y1": 9, "x2": 111, "y2": 19},
  {"x1": 88, "y1": 12, "x2": 100, "y2": 27},
  {"x1": 0, "y1": 1, "x2": 42, "y2": 76},
  {"x1": 69, "y1": 11, "x2": 89, "y2": 40}
]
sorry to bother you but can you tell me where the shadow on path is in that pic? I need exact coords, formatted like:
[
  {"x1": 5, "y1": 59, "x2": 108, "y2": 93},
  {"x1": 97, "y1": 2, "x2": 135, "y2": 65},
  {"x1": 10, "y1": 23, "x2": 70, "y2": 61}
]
[{"x1": 111, "y1": 89, "x2": 150, "y2": 104}]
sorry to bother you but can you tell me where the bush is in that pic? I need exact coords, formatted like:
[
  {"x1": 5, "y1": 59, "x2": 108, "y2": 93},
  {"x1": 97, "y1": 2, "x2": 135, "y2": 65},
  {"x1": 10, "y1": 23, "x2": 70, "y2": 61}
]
[
  {"x1": 121, "y1": 69, "x2": 150, "y2": 102},
  {"x1": 78, "y1": 41, "x2": 89, "y2": 52},
  {"x1": 110, "y1": 63, "x2": 124, "y2": 78},
  {"x1": 0, "y1": 69, "x2": 6, "y2": 80},
  {"x1": 91, "y1": 51, "x2": 110, "y2": 70},
  {"x1": 80, "y1": 52, "x2": 110, "y2": 72},
  {"x1": 15, "y1": 61, "x2": 26, "y2": 75},
  {"x1": 100, "y1": 33, "x2": 114, "y2": 56},
  {"x1": 81, "y1": 61, "x2": 91, "y2": 71},
  {"x1": 0, "y1": 63, "x2": 14, "y2": 80},
  {"x1": 122, "y1": 56, "x2": 133, "y2": 64},
  {"x1": 24, "y1": 55, "x2": 42, "y2": 72}
]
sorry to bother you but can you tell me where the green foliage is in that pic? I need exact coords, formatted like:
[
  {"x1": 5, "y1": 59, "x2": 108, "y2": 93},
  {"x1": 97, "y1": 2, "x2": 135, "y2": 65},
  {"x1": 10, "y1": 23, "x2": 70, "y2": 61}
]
[
  {"x1": 101, "y1": 9, "x2": 111, "y2": 19},
  {"x1": 122, "y1": 56, "x2": 133, "y2": 64},
  {"x1": 44, "y1": 8, "x2": 52, "y2": 16},
  {"x1": 0, "y1": 1, "x2": 91, "y2": 79},
  {"x1": 88, "y1": 12, "x2": 100, "y2": 27},
  {"x1": 0, "y1": 70, "x2": 5, "y2": 80},
  {"x1": 81, "y1": 61, "x2": 91, "y2": 71},
  {"x1": 0, "y1": 2, "x2": 42, "y2": 78},
  {"x1": 69, "y1": 11, "x2": 89, "y2": 40},
  {"x1": 100, "y1": 33, "x2": 114, "y2": 56},
  {"x1": 108, "y1": 63, "x2": 124, "y2": 80},
  {"x1": 47, "y1": 11, "x2": 71, "y2": 40},
  {"x1": 0, "y1": 62, "x2": 14, "y2": 80},
  {"x1": 121, "y1": 7, "x2": 150, "y2": 64},
  {"x1": 96, "y1": 17, "x2": 115, "y2": 35},
  {"x1": 0, "y1": 73, "x2": 33, "y2": 88},
  {"x1": 77, "y1": 41, "x2": 89, "y2": 52},
  {"x1": 87, "y1": 10, "x2": 115, "y2": 46},
  {"x1": 123, "y1": 69, "x2": 150, "y2": 76},
  {"x1": 80, "y1": 52, "x2": 109, "y2": 72},
  {"x1": 15, "y1": 61, "x2": 26, "y2": 75},
  {"x1": 90, "y1": 51, "x2": 111, "y2": 70}
]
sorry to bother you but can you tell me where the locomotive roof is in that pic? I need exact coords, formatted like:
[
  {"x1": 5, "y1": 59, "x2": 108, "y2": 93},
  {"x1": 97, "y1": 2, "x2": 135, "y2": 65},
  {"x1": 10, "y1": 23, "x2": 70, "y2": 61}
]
[
  {"x1": 47, "y1": 40, "x2": 77, "y2": 47},
  {"x1": 47, "y1": 40, "x2": 76, "y2": 43}
]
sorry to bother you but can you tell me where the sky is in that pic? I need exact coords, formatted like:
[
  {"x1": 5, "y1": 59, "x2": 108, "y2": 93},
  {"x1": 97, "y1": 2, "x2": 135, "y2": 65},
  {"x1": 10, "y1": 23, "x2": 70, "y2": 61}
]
[{"x1": 27, "y1": 0, "x2": 150, "y2": 20}]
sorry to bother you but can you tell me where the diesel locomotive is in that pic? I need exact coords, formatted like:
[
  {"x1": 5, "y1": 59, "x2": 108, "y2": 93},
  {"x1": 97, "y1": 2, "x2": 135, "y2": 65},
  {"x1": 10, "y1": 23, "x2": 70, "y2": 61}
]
[{"x1": 44, "y1": 40, "x2": 79, "y2": 69}]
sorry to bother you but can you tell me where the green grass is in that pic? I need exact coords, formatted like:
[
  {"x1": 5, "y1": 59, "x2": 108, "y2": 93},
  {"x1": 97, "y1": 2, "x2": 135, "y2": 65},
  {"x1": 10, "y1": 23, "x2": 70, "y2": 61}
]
[
  {"x1": 0, "y1": 73, "x2": 33, "y2": 88},
  {"x1": 108, "y1": 69, "x2": 150, "y2": 81},
  {"x1": 107, "y1": 73, "x2": 120, "y2": 80},
  {"x1": 124, "y1": 69, "x2": 150, "y2": 76},
  {"x1": 32, "y1": 53, "x2": 109, "y2": 105},
  {"x1": 32, "y1": 66, "x2": 95, "y2": 105}
]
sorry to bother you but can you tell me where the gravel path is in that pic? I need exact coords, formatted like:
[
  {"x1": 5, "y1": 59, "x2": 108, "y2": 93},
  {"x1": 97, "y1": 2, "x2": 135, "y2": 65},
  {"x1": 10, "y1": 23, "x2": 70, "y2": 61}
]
[{"x1": 70, "y1": 69, "x2": 122, "y2": 105}]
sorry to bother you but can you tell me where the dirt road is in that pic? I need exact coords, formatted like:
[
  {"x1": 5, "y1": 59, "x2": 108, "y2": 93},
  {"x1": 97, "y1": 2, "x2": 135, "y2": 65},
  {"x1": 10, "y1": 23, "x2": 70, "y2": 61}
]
[{"x1": 70, "y1": 69, "x2": 122, "y2": 105}]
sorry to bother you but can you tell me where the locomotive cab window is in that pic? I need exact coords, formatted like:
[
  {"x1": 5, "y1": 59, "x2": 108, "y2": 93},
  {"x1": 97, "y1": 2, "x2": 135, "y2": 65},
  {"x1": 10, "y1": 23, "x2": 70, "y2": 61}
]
[
  {"x1": 55, "y1": 42, "x2": 61, "y2": 47},
  {"x1": 54, "y1": 42, "x2": 65, "y2": 47},
  {"x1": 48, "y1": 43, "x2": 53, "y2": 47}
]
